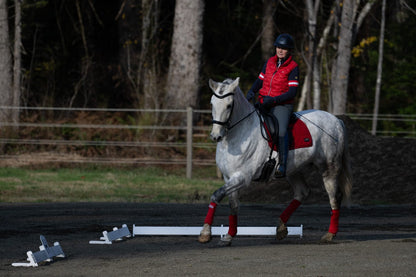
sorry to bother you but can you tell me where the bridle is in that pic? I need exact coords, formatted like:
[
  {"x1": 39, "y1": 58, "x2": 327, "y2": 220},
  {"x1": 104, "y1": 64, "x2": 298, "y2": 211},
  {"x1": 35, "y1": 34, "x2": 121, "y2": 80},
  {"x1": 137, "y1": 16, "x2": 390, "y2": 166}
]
[
  {"x1": 211, "y1": 91, "x2": 255, "y2": 131},
  {"x1": 211, "y1": 92, "x2": 235, "y2": 128}
]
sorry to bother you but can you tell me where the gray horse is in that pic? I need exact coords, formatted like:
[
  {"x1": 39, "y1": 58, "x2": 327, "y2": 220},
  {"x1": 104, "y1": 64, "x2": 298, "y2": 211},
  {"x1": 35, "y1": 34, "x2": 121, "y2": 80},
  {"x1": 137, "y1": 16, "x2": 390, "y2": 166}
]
[{"x1": 199, "y1": 78, "x2": 352, "y2": 246}]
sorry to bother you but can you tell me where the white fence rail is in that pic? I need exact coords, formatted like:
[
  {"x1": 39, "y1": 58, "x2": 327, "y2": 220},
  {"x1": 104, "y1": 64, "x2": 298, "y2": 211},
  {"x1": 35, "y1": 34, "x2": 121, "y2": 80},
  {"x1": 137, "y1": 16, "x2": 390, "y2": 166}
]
[
  {"x1": 0, "y1": 107, "x2": 415, "y2": 178},
  {"x1": 346, "y1": 113, "x2": 416, "y2": 136},
  {"x1": 0, "y1": 106, "x2": 214, "y2": 178}
]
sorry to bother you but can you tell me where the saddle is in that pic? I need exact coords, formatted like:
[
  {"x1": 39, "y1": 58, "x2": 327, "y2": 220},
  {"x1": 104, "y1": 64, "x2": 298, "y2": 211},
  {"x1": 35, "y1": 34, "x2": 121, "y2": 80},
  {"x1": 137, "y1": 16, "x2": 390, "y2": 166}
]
[
  {"x1": 254, "y1": 106, "x2": 313, "y2": 182},
  {"x1": 258, "y1": 107, "x2": 313, "y2": 151}
]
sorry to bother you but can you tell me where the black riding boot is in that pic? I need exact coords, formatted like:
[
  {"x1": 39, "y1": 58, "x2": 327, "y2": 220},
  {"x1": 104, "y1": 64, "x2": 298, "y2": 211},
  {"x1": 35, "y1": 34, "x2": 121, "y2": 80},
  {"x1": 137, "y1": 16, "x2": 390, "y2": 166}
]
[{"x1": 275, "y1": 135, "x2": 288, "y2": 178}]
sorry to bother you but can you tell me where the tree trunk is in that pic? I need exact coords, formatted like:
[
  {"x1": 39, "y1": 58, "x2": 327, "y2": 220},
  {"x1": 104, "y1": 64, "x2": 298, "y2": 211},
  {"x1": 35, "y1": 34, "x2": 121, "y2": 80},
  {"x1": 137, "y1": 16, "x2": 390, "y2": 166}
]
[
  {"x1": 302, "y1": 0, "x2": 332, "y2": 111},
  {"x1": 330, "y1": 0, "x2": 355, "y2": 115},
  {"x1": 70, "y1": 0, "x2": 93, "y2": 108},
  {"x1": 317, "y1": 9, "x2": 334, "y2": 111},
  {"x1": 12, "y1": 0, "x2": 22, "y2": 127},
  {"x1": 297, "y1": 76, "x2": 308, "y2": 111},
  {"x1": 330, "y1": 0, "x2": 374, "y2": 115},
  {"x1": 261, "y1": 0, "x2": 277, "y2": 62},
  {"x1": 138, "y1": 0, "x2": 162, "y2": 110},
  {"x1": 0, "y1": 0, "x2": 12, "y2": 137},
  {"x1": 371, "y1": 0, "x2": 386, "y2": 136},
  {"x1": 305, "y1": 0, "x2": 320, "y2": 109},
  {"x1": 165, "y1": 0, "x2": 204, "y2": 114}
]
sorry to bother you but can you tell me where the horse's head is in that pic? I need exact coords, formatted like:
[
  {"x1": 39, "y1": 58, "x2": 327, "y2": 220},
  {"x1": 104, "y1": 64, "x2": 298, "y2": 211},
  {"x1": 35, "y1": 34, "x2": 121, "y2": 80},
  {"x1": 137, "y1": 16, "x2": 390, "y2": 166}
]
[{"x1": 209, "y1": 77, "x2": 240, "y2": 142}]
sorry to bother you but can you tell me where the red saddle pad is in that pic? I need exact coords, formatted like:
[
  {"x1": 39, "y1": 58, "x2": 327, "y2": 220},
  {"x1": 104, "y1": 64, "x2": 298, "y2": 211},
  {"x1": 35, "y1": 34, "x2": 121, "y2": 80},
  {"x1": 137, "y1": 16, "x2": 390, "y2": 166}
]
[
  {"x1": 288, "y1": 117, "x2": 313, "y2": 150},
  {"x1": 266, "y1": 117, "x2": 313, "y2": 151}
]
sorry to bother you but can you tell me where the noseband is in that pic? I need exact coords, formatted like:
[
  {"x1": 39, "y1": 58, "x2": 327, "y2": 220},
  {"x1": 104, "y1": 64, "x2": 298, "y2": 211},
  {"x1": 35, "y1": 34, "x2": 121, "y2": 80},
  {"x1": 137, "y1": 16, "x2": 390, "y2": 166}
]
[{"x1": 211, "y1": 91, "x2": 255, "y2": 130}]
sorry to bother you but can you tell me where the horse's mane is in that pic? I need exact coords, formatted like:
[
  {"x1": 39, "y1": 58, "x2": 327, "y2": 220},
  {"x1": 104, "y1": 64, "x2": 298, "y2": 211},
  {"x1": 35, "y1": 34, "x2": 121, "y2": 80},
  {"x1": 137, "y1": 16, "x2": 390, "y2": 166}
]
[
  {"x1": 225, "y1": 79, "x2": 255, "y2": 130},
  {"x1": 234, "y1": 83, "x2": 254, "y2": 112},
  {"x1": 214, "y1": 77, "x2": 255, "y2": 114}
]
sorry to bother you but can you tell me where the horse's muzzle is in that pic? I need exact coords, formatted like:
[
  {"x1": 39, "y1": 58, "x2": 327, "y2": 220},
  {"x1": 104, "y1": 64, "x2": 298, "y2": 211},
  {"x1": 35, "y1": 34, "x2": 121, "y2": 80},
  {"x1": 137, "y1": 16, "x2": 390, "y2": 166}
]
[
  {"x1": 210, "y1": 126, "x2": 225, "y2": 142},
  {"x1": 210, "y1": 134, "x2": 222, "y2": 142}
]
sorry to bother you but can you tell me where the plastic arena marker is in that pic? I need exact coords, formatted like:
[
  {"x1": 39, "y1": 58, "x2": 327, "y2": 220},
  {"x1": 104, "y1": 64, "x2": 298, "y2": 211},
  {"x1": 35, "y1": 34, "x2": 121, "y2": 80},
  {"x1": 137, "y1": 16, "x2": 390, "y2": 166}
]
[
  {"x1": 89, "y1": 224, "x2": 131, "y2": 244},
  {"x1": 132, "y1": 225, "x2": 303, "y2": 238},
  {"x1": 12, "y1": 235, "x2": 65, "y2": 267}
]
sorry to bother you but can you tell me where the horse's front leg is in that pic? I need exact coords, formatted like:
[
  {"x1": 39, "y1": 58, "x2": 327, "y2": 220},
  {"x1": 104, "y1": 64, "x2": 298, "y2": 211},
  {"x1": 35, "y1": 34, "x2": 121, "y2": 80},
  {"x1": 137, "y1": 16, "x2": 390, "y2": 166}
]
[
  {"x1": 198, "y1": 186, "x2": 226, "y2": 243},
  {"x1": 218, "y1": 191, "x2": 239, "y2": 247},
  {"x1": 199, "y1": 173, "x2": 246, "y2": 245}
]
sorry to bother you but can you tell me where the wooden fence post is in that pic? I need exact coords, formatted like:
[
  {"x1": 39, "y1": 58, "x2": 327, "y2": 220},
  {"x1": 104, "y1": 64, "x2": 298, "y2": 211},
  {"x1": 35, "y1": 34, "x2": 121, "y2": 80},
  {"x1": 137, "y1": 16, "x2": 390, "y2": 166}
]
[{"x1": 186, "y1": 107, "x2": 193, "y2": 179}]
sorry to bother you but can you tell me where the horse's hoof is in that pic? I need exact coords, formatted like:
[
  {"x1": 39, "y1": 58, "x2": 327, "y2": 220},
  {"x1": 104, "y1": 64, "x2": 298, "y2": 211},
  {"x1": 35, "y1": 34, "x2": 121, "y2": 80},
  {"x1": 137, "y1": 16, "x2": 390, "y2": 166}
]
[
  {"x1": 198, "y1": 223, "x2": 212, "y2": 243},
  {"x1": 217, "y1": 234, "x2": 233, "y2": 247},
  {"x1": 276, "y1": 219, "x2": 288, "y2": 240},
  {"x1": 320, "y1": 232, "x2": 336, "y2": 243},
  {"x1": 198, "y1": 233, "x2": 212, "y2": 243}
]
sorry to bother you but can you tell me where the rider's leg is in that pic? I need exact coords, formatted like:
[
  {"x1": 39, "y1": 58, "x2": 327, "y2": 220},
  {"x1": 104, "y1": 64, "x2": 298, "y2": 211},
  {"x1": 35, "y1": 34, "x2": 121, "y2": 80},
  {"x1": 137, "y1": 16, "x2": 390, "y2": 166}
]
[
  {"x1": 276, "y1": 134, "x2": 289, "y2": 177},
  {"x1": 272, "y1": 104, "x2": 293, "y2": 177}
]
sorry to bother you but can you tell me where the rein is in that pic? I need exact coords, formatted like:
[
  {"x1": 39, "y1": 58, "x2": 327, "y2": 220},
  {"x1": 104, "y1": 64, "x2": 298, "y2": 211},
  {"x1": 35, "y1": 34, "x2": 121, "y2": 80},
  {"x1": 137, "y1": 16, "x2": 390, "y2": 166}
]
[
  {"x1": 212, "y1": 91, "x2": 256, "y2": 130},
  {"x1": 228, "y1": 109, "x2": 256, "y2": 130},
  {"x1": 255, "y1": 108, "x2": 274, "y2": 142}
]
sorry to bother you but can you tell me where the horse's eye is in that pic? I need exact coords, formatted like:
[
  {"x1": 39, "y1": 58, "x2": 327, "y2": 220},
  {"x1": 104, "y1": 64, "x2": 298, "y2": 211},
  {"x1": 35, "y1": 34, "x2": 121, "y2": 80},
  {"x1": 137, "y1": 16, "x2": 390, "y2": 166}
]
[{"x1": 227, "y1": 104, "x2": 232, "y2": 109}]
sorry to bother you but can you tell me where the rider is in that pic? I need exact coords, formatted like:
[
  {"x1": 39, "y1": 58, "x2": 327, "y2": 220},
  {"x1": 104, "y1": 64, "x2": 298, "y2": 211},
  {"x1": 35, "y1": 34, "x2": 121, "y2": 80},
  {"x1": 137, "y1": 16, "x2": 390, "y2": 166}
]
[{"x1": 246, "y1": 33, "x2": 299, "y2": 177}]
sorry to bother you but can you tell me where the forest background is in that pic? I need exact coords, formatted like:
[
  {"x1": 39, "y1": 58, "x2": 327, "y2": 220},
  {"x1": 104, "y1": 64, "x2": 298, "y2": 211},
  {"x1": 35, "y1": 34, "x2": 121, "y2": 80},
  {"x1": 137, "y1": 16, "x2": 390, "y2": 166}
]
[{"x1": 0, "y1": 0, "x2": 415, "y2": 137}]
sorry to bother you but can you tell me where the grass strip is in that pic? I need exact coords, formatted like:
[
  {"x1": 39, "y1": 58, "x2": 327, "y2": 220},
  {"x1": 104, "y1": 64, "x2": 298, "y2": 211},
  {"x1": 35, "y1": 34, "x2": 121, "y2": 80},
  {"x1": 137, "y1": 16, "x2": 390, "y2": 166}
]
[{"x1": 0, "y1": 166, "x2": 223, "y2": 203}]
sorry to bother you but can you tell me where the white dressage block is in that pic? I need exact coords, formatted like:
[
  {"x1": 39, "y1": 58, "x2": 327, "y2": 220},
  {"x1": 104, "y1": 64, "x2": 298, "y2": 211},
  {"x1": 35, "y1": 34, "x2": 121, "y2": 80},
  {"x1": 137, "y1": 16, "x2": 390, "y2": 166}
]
[
  {"x1": 12, "y1": 235, "x2": 65, "y2": 267},
  {"x1": 132, "y1": 225, "x2": 303, "y2": 238},
  {"x1": 89, "y1": 224, "x2": 131, "y2": 244}
]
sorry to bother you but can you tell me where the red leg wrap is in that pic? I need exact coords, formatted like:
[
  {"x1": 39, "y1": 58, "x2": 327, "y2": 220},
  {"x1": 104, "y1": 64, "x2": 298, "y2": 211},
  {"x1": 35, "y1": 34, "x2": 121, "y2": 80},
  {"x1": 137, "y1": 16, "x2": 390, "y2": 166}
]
[
  {"x1": 228, "y1": 215, "x2": 238, "y2": 237},
  {"x1": 280, "y1": 199, "x2": 301, "y2": 223},
  {"x1": 204, "y1": 202, "x2": 217, "y2": 225},
  {"x1": 328, "y1": 209, "x2": 340, "y2": 234}
]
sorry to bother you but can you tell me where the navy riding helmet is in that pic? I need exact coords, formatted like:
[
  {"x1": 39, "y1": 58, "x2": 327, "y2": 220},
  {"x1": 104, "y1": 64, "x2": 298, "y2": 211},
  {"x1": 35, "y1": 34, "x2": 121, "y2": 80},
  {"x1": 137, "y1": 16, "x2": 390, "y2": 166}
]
[{"x1": 274, "y1": 34, "x2": 294, "y2": 49}]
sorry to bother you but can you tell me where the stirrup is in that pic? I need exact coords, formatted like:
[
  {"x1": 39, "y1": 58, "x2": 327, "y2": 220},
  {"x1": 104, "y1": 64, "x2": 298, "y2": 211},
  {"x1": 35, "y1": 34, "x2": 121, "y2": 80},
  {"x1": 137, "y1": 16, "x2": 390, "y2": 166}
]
[{"x1": 275, "y1": 165, "x2": 286, "y2": 178}]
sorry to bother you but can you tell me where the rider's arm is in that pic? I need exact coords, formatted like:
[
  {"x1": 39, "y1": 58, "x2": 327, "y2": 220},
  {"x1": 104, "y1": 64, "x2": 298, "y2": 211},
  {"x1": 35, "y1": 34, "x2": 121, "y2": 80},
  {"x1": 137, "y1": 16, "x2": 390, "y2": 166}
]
[{"x1": 246, "y1": 62, "x2": 267, "y2": 101}]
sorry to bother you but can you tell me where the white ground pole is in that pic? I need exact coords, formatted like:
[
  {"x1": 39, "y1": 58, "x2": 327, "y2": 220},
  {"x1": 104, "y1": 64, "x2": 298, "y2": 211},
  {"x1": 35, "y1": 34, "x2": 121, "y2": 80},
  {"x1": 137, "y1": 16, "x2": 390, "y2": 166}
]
[
  {"x1": 89, "y1": 224, "x2": 132, "y2": 244},
  {"x1": 12, "y1": 235, "x2": 65, "y2": 267},
  {"x1": 132, "y1": 225, "x2": 303, "y2": 238}
]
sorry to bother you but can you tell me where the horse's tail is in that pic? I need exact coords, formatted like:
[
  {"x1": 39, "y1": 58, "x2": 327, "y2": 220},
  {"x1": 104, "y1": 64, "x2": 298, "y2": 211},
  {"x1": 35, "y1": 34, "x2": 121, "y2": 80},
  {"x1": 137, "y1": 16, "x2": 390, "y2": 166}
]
[{"x1": 339, "y1": 119, "x2": 353, "y2": 206}]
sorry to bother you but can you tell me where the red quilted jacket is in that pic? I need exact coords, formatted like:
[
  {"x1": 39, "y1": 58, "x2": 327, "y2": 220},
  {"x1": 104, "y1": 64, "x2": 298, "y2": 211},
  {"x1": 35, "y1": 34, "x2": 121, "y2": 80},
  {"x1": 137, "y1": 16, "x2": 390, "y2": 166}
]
[{"x1": 258, "y1": 55, "x2": 298, "y2": 104}]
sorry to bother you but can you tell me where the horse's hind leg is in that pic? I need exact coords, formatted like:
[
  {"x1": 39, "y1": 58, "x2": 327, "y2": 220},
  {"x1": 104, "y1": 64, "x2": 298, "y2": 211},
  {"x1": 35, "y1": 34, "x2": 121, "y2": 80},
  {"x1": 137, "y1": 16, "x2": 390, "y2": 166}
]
[
  {"x1": 277, "y1": 173, "x2": 310, "y2": 240},
  {"x1": 321, "y1": 168, "x2": 343, "y2": 242}
]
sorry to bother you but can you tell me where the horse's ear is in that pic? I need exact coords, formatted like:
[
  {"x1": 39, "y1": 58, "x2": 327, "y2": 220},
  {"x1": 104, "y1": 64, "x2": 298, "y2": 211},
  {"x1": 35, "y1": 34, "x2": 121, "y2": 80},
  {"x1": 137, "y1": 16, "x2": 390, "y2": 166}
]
[
  {"x1": 209, "y1": 79, "x2": 218, "y2": 91},
  {"x1": 230, "y1": 77, "x2": 240, "y2": 91}
]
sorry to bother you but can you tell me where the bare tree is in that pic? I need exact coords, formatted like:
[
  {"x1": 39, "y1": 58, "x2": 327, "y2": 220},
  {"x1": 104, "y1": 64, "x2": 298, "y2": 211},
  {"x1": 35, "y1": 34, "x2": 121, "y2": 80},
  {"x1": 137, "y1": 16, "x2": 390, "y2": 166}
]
[
  {"x1": 330, "y1": 0, "x2": 375, "y2": 115},
  {"x1": 136, "y1": 0, "x2": 163, "y2": 110},
  {"x1": 304, "y1": 0, "x2": 320, "y2": 109},
  {"x1": 0, "y1": 0, "x2": 12, "y2": 139},
  {"x1": 330, "y1": 0, "x2": 355, "y2": 114},
  {"x1": 233, "y1": 0, "x2": 279, "y2": 67},
  {"x1": 12, "y1": 0, "x2": 22, "y2": 127},
  {"x1": 69, "y1": 0, "x2": 92, "y2": 108},
  {"x1": 165, "y1": 0, "x2": 204, "y2": 114},
  {"x1": 372, "y1": 0, "x2": 386, "y2": 135},
  {"x1": 261, "y1": 0, "x2": 277, "y2": 62},
  {"x1": 298, "y1": 1, "x2": 335, "y2": 111},
  {"x1": 400, "y1": 0, "x2": 416, "y2": 17}
]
